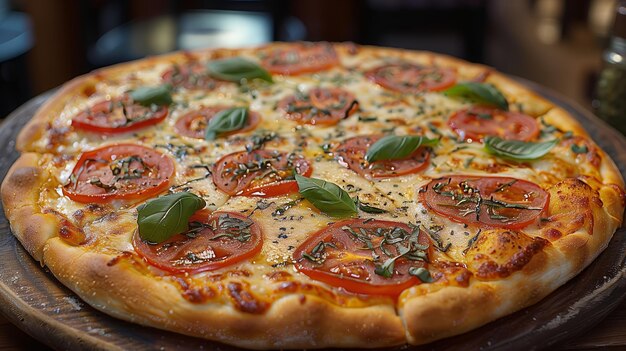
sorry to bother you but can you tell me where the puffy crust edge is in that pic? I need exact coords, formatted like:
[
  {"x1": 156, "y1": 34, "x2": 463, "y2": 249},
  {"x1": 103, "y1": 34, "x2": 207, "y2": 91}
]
[
  {"x1": 402, "y1": 241, "x2": 571, "y2": 344},
  {"x1": 42, "y1": 238, "x2": 405, "y2": 349},
  {"x1": 0, "y1": 153, "x2": 59, "y2": 261}
]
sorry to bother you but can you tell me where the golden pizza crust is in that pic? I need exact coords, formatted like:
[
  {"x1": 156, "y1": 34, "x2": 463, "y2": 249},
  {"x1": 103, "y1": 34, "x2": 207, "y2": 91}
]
[
  {"x1": 2, "y1": 42, "x2": 624, "y2": 348},
  {"x1": 43, "y1": 238, "x2": 406, "y2": 349}
]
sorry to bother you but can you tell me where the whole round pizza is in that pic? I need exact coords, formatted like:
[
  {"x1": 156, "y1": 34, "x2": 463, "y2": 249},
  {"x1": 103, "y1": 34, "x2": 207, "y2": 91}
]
[{"x1": 2, "y1": 42, "x2": 624, "y2": 348}]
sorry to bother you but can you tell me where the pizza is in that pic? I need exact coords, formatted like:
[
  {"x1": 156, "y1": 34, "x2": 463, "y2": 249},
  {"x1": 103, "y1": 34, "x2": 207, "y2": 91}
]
[{"x1": 1, "y1": 42, "x2": 624, "y2": 348}]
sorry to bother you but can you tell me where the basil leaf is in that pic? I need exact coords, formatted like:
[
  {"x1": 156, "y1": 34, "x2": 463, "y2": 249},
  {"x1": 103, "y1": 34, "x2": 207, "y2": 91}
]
[
  {"x1": 444, "y1": 82, "x2": 509, "y2": 111},
  {"x1": 365, "y1": 135, "x2": 439, "y2": 163},
  {"x1": 408, "y1": 267, "x2": 434, "y2": 283},
  {"x1": 205, "y1": 107, "x2": 248, "y2": 140},
  {"x1": 295, "y1": 174, "x2": 357, "y2": 218},
  {"x1": 137, "y1": 192, "x2": 206, "y2": 244},
  {"x1": 484, "y1": 136, "x2": 558, "y2": 161},
  {"x1": 207, "y1": 57, "x2": 273, "y2": 83},
  {"x1": 129, "y1": 85, "x2": 173, "y2": 106}
]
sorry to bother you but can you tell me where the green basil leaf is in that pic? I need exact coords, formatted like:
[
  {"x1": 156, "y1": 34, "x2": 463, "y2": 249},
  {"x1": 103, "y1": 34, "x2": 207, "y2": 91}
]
[
  {"x1": 484, "y1": 136, "x2": 558, "y2": 161},
  {"x1": 365, "y1": 135, "x2": 439, "y2": 163},
  {"x1": 295, "y1": 174, "x2": 357, "y2": 218},
  {"x1": 444, "y1": 82, "x2": 509, "y2": 111},
  {"x1": 137, "y1": 192, "x2": 206, "y2": 244},
  {"x1": 129, "y1": 85, "x2": 173, "y2": 106},
  {"x1": 205, "y1": 107, "x2": 248, "y2": 140},
  {"x1": 207, "y1": 57, "x2": 273, "y2": 83}
]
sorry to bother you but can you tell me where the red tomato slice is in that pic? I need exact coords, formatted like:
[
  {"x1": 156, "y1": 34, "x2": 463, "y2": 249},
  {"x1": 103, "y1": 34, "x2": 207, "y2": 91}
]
[
  {"x1": 278, "y1": 87, "x2": 358, "y2": 125},
  {"x1": 133, "y1": 211, "x2": 262, "y2": 274},
  {"x1": 293, "y1": 219, "x2": 431, "y2": 297},
  {"x1": 448, "y1": 107, "x2": 540, "y2": 142},
  {"x1": 334, "y1": 135, "x2": 430, "y2": 179},
  {"x1": 63, "y1": 144, "x2": 175, "y2": 203},
  {"x1": 212, "y1": 150, "x2": 312, "y2": 197},
  {"x1": 260, "y1": 42, "x2": 339, "y2": 75},
  {"x1": 174, "y1": 106, "x2": 261, "y2": 139},
  {"x1": 419, "y1": 176, "x2": 549, "y2": 229},
  {"x1": 71, "y1": 98, "x2": 168, "y2": 134},
  {"x1": 366, "y1": 63, "x2": 456, "y2": 93},
  {"x1": 161, "y1": 62, "x2": 221, "y2": 90}
]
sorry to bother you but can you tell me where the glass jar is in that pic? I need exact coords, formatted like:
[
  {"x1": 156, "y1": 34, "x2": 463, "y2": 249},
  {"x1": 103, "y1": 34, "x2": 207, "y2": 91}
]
[{"x1": 594, "y1": 3, "x2": 626, "y2": 135}]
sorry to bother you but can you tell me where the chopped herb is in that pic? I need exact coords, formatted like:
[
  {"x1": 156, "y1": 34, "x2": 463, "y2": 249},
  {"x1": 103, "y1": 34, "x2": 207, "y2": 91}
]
[
  {"x1": 409, "y1": 267, "x2": 434, "y2": 283},
  {"x1": 463, "y1": 229, "x2": 482, "y2": 255},
  {"x1": 571, "y1": 144, "x2": 588, "y2": 154},
  {"x1": 354, "y1": 197, "x2": 386, "y2": 214}
]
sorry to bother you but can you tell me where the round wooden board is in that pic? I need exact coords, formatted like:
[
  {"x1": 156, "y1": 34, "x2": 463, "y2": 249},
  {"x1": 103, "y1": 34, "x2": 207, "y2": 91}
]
[{"x1": 0, "y1": 82, "x2": 625, "y2": 351}]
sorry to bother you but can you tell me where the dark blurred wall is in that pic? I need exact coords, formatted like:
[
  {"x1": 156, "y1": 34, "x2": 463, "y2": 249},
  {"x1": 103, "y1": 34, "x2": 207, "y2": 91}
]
[
  {"x1": 2, "y1": 0, "x2": 615, "y2": 116},
  {"x1": 24, "y1": 0, "x2": 86, "y2": 94}
]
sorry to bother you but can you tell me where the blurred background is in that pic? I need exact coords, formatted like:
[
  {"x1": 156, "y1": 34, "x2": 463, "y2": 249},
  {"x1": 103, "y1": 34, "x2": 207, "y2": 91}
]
[{"x1": 0, "y1": 0, "x2": 622, "y2": 119}]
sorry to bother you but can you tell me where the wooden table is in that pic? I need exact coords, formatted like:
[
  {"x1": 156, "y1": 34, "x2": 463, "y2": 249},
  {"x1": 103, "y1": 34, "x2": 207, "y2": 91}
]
[{"x1": 1, "y1": 302, "x2": 626, "y2": 350}]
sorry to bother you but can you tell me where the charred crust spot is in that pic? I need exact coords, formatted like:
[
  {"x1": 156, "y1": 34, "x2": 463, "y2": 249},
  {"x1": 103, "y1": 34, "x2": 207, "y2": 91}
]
[
  {"x1": 107, "y1": 251, "x2": 134, "y2": 266},
  {"x1": 82, "y1": 84, "x2": 96, "y2": 97},
  {"x1": 431, "y1": 261, "x2": 472, "y2": 287},
  {"x1": 264, "y1": 271, "x2": 292, "y2": 281},
  {"x1": 173, "y1": 277, "x2": 217, "y2": 304},
  {"x1": 43, "y1": 209, "x2": 88, "y2": 246},
  {"x1": 86, "y1": 203, "x2": 107, "y2": 213},
  {"x1": 207, "y1": 270, "x2": 252, "y2": 282},
  {"x1": 544, "y1": 228, "x2": 562, "y2": 240},
  {"x1": 227, "y1": 282, "x2": 268, "y2": 314}
]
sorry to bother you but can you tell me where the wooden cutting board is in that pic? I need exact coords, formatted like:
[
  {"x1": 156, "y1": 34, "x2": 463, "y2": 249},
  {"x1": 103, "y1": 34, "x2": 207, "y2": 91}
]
[{"x1": 0, "y1": 83, "x2": 625, "y2": 351}]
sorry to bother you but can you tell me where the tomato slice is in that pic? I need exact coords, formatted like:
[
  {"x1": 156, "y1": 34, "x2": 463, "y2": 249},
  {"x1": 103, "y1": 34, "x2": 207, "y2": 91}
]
[
  {"x1": 419, "y1": 176, "x2": 549, "y2": 229},
  {"x1": 278, "y1": 88, "x2": 358, "y2": 125},
  {"x1": 366, "y1": 63, "x2": 456, "y2": 93},
  {"x1": 63, "y1": 144, "x2": 175, "y2": 203},
  {"x1": 334, "y1": 135, "x2": 430, "y2": 179},
  {"x1": 161, "y1": 62, "x2": 221, "y2": 90},
  {"x1": 448, "y1": 107, "x2": 540, "y2": 142},
  {"x1": 260, "y1": 42, "x2": 339, "y2": 75},
  {"x1": 133, "y1": 211, "x2": 262, "y2": 274},
  {"x1": 174, "y1": 106, "x2": 261, "y2": 139},
  {"x1": 293, "y1": 219, "x2": 431, "y2": 296},
  {"x1": 71, "y1": 98, "x2": 168, "y2": 134},
  {"x1": 212, "y1": 149, "x2": 312, "y2": 197}
]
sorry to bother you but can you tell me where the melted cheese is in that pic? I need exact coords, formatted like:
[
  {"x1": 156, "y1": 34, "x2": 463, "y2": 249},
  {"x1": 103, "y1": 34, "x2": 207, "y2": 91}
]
[{"x1": 25, "y1": 44, "x2": 615, "y2": 310}]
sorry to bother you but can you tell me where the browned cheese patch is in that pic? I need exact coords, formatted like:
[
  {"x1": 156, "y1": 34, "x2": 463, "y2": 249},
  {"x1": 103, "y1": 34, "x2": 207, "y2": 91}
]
[
  {"x1": 465, "y1": 229, "x2": 548, "y2": 280},
  {"x1": 540, "y1": 178, "x2": 603, "y2": 240}
]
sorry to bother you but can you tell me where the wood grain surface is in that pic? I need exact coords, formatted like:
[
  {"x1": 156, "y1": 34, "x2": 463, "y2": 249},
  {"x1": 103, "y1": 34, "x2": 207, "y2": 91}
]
[{"x1": 0, "y1": 84, "x2": 624, "y2": 351}]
